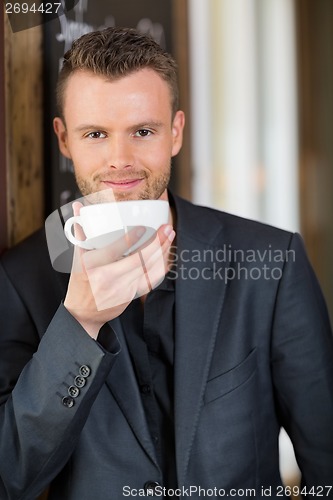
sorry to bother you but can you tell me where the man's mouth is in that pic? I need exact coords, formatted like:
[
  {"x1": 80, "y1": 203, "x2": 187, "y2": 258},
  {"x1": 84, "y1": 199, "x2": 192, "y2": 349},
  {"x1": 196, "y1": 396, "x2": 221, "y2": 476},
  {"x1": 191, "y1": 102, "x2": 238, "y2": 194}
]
[{"x1": 101, "y1": 178, "x2": 144, "y2": 190}]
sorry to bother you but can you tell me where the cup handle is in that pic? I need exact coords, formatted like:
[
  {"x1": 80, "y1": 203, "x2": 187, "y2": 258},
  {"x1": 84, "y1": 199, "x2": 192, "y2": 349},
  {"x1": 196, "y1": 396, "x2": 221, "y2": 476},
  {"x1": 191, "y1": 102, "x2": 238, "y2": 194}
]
[{"x1": 64, "y1": 216, "x2": 91, "y2": 249}]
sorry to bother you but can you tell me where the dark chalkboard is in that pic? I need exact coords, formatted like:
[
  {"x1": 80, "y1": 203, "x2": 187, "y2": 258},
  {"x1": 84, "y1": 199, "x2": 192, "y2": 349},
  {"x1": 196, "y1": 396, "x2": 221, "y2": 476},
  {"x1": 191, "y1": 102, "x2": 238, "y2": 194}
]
[{"x1": 43, "y1": 0, "x2": 179, "y2": 214}]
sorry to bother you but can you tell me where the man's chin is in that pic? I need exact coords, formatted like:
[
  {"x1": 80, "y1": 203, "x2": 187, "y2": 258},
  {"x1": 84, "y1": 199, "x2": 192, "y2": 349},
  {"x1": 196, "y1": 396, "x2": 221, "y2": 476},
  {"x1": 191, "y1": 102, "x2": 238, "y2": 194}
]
[{"x1": 78, "y1": 183, "x2": 167, "y2": 203}]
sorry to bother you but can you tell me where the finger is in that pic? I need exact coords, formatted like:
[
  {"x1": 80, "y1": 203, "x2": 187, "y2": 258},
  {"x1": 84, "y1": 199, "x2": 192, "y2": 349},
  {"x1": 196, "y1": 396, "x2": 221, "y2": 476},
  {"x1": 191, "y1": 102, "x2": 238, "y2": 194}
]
[
  {"x1": 86, "y1": 240, "x2": 163, "y2": 310},
  {"x1": 87, "y1": 254, "x2": 144, "y2": 310},
  {"x1": 134, "y1": 228, "x2": 175, "y2": 296},
  {"x1": 84, "y1": 226, "x2": 175, "y2": 310},
  {"x1": 83, "y1": 226, "x2": 146, "y2": 270},
  {"x1": 140, "y1": 225, "x2": 175, "y2": 269},
  {"x1": 129, "y1": 224, "x2": 174, "y2": 254}
]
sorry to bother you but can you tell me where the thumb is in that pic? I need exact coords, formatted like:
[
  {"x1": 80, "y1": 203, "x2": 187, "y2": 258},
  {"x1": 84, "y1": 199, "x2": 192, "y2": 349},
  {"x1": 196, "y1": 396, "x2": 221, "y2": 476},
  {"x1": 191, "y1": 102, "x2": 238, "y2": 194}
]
[{"x1": 70, "y1": 201, "x2": 88, "y2": 275}]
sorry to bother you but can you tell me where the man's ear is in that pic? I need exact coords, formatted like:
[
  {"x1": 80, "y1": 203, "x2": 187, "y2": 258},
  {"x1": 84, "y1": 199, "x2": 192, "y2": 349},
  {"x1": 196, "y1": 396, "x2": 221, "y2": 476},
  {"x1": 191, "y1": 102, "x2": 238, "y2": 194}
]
[
  {"x1": 171, "y1": 110, "x2": 185, "y2": 158},
  {"x1": 53, "y1": 117, "x2": 71, "y2": 159}
]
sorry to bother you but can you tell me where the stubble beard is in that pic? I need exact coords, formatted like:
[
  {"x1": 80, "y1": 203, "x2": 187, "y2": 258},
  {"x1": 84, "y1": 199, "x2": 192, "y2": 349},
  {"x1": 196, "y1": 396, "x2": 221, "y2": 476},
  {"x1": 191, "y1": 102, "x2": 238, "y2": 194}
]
[{"x1": 75, "y1": 165, "x2": 171, "y2": 203}]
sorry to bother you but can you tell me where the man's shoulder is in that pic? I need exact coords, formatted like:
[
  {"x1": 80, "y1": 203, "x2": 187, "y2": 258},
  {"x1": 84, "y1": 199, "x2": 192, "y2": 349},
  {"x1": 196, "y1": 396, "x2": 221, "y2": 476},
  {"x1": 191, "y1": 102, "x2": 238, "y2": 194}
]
[
  {"x1": 0, "y1": 227, "x2": 52, "y2": 279},
  {"x1": 0, "y1": 227, "x2": 67, "y2": 313}
]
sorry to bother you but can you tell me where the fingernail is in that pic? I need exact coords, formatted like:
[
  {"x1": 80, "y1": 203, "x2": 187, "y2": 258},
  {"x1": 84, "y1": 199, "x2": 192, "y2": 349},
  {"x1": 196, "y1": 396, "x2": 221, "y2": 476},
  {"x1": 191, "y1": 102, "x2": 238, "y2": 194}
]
[
  {"x1": 164, "y1": 226, "x2": 175, "y2": 242},
  {"x1": 168, "y1": 230, "x2": 176, "y2": 242},
  {"x1": 164, "y1": 225, "x2": 173, "y2": 237}
]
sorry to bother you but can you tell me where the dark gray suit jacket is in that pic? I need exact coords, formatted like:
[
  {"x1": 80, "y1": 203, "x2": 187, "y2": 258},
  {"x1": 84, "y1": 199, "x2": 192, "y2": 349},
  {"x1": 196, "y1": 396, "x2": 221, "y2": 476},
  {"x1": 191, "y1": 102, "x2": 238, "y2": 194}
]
[{"x1": 0, "y1": 195, "x2": 333, "y2": 499}]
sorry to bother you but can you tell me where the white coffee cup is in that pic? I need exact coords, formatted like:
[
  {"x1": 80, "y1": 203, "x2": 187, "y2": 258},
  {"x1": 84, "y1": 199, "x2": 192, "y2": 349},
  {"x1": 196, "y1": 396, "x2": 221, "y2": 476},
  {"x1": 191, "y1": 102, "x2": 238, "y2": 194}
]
[{"x1": 64, "y1": 199, "x2": 169, "y2": 252}]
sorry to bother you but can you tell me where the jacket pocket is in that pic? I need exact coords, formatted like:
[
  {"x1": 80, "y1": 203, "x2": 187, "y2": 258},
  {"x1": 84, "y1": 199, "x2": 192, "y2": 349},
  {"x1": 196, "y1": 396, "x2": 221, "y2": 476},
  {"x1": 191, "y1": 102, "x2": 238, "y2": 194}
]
[{"x1": 204, "y1": 348, "x2": 257, "y2": 404}]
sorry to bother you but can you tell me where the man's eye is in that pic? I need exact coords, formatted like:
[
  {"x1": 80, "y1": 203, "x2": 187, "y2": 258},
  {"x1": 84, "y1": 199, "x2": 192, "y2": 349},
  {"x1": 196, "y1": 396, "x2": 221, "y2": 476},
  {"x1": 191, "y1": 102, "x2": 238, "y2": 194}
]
[
  {"x1": 135, "y1": 129, "x2": 152, "y2": 137},
  {"x1": 86, "y1": 131, "x2": 107, "y2": 139}
]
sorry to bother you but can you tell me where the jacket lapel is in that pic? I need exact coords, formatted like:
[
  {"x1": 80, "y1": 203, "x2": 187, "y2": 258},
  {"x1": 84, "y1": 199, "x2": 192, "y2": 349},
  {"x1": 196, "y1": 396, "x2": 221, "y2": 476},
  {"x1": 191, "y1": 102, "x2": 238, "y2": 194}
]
[{"x1": 172, "y1": 196, "x2": 230, "y2": 485}]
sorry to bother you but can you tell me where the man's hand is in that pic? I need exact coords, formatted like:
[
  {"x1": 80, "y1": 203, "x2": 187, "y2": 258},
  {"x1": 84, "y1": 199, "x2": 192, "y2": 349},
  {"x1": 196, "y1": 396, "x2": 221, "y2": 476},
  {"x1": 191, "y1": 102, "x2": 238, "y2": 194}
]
[{"x1": 64, "y1": 202, "x2": 175, "y2": 339}]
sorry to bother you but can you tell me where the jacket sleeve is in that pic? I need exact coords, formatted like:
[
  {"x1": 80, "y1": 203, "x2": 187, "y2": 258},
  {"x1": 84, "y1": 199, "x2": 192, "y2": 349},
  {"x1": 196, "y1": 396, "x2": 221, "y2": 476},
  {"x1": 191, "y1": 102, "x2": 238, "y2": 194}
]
[
  {"x1": 271, "y1": 232, "x2": 333, "y2": 488},
  {"x1": 0, "y1": 262, "x2": 121, "y2": 499}
]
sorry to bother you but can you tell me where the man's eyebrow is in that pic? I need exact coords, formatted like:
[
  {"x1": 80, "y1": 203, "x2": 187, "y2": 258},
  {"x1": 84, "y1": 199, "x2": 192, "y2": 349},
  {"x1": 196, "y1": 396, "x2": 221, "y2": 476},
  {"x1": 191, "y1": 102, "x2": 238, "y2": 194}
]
[
  {"x1": 133, "y1": 121, "x2": 164, "y2": 130},
  {"x1": 74, "y1": 124, "x2": 107, "y2": 133},
  {"x1": 73, "y1": 121, "x2": 165, "y2": 133}
]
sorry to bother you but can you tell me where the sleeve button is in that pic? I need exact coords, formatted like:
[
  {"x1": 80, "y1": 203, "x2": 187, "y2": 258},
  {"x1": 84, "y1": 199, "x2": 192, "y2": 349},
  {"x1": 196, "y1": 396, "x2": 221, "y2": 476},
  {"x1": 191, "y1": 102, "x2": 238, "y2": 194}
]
[
  {"x1": 68, "y1": 385, "x2": 80, "y2": 398},
  {"x1": 79, "y1": 365, "x2": 91, "y2": 378},
  {"x1": 62, "y1": 396, "x2": 75, "y2": 408},
  {"x1": 74, "y1": 375, "x2": 86, "y2": 388}
]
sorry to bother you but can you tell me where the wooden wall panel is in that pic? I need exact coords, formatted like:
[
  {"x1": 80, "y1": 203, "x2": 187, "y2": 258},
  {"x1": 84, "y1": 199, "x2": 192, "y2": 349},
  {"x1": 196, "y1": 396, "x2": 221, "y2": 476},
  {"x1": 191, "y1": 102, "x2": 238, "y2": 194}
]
[
  {"x1": 4, "y1": 12, "x2": 44, "y2": 248},
  {"x1": 172, "y1": 0, "x2": 192, "y2": 200}
]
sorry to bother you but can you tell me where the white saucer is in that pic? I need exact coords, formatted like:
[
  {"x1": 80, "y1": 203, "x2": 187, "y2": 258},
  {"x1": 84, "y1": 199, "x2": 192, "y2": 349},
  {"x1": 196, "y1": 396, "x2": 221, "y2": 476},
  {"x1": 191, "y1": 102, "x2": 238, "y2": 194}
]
[{"x1": 81, "y1": 226, "x2": 156, "y2": 253}]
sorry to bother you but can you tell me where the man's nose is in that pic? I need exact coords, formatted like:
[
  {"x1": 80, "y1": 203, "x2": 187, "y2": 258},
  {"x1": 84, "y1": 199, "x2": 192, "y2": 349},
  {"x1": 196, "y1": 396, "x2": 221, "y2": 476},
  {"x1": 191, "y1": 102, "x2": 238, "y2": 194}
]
[{"x1": 107, "y1": 136, "x2": 134, "y2": 170}]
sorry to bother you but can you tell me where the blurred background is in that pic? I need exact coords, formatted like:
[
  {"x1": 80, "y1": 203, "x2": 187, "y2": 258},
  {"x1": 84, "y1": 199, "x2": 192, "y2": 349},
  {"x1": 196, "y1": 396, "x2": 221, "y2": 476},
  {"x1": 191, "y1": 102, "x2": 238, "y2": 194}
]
[{"x1": 1, "y1": 0, "x2": 333, "y2": 492}]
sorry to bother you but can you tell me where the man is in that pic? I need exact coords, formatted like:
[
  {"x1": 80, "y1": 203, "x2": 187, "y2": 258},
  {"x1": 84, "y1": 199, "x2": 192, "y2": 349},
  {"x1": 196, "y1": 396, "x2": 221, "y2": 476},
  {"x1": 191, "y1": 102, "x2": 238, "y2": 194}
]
[{"x1": 0, "y1": 27, "x2": 333, "y2": 499}]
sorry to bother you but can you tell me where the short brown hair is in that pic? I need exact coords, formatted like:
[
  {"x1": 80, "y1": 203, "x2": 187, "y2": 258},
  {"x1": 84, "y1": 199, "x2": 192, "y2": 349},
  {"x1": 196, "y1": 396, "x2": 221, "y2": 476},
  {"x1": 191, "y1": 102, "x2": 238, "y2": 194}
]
[{"x1": 56, "y1": 26, "x2": 179, "y2": 119}]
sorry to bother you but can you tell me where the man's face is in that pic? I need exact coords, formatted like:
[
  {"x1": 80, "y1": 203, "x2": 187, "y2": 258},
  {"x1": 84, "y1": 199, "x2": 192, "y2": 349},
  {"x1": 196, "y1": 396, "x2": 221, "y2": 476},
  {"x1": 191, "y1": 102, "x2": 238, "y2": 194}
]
[{"x1": 53, "y1": 68, "x2": 184, "y2": 202}]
